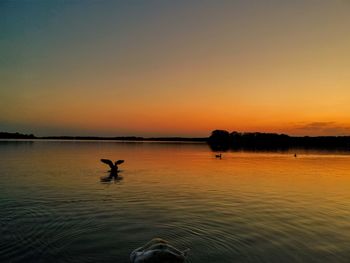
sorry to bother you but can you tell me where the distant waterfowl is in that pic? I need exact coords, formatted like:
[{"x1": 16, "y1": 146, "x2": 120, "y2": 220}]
[
  {"x1": 130, "y1": 238, "x2": 189, "y2": 263},
  {"x1": 100, "y1": 159, "x2": 124, "y2": 173},
  {"x1": 294, "y1": 153, "x2": 297, "y2": 158},
  {"x1": 215, "y1": 153, "x2": 222, "y2": 159}
]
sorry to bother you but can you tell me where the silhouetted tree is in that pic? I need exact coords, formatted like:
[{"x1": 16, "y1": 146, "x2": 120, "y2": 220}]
[
  {"x1": 208, "y1": 130, "x2": 230, "y2": 151},
  {"x1": 208, "y1": 130, "x2": 350, "y2": 151},
  {"x1": 0, "y1": 132, "x2": 36, "y2": 139}
]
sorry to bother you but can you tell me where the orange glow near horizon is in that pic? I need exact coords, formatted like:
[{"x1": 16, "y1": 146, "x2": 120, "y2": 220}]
[{"x1": 1, "y1": 1, "x2": 350, "y2": 136}]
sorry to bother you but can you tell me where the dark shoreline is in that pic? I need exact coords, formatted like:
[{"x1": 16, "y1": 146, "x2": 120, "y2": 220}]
[
  {"x1": 208, "y1": 130, "x2": 350, "y2": 151},
  {"x1": 40, "y1": 136, "x2": 208, "y2": 142},
  {"x1": 1, "y1": 131, "x2": 350, "y2": 151},
  {"x1": 0, "y1": 132, "x2": 207, "y2": 142}
]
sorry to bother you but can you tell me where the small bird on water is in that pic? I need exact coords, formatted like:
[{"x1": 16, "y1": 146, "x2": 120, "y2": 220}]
[{"x1": 215, "y1": 153, "x2": 222, "y2": 159}]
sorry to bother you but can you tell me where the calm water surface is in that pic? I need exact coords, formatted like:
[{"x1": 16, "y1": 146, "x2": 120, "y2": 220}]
[{"x1": 0, "y1": 141, "x2": 350, "y2": 262}]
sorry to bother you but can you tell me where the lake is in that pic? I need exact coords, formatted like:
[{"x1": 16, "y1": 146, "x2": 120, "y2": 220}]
[{"x1": 0, "y1": 140, "x2": 350, "y2": 262}]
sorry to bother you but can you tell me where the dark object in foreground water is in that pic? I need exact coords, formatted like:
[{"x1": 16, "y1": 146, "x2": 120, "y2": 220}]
[
  {"x1": 130, "y1": 238, "x2": 189, "y2": 263},
  {"x1": 100, "y1": 159, "x2": 124, "y2": 173}
]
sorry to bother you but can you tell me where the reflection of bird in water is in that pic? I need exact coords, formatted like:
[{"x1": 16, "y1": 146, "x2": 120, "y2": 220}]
[
  {"x1": 100, "y1": 174, "x2": 123, "y2": 183},
  {"x1": 100, "y1": 159, "x2": 124, "y2": 182},
  {"x1": 215, "y1": 153, "x2": 222, "y2": 159}
]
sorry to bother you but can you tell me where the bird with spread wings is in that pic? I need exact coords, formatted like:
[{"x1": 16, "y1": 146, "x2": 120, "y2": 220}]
[{"x1": 100, "y1": 159, "x2": 124, "y2": 173}]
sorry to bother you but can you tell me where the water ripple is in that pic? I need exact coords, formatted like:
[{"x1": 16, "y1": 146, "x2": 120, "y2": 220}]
[{"x1": 1, "y1": 142, "x2": 350, "y2": 262}]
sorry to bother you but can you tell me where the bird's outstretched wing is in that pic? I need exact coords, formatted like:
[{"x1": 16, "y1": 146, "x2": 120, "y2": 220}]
[
  {"x1": 100, "y1": 159, "x2": 114, "y2": 169},
  {"x1": 115, "y1": 160, "x2": 124, "y2": 165}
]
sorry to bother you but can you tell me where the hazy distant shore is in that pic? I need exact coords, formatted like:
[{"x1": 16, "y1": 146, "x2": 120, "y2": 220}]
[{"x1": 0, "y1": 132, "x2": 207, "y2": 142}]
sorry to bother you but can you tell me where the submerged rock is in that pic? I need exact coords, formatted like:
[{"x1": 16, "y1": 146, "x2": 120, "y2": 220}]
[{"x1": 130, "y1": 238, "x2": 189, "y2": 263}]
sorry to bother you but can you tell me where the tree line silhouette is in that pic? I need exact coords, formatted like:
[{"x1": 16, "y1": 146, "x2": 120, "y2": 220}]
[
  {"x1": 208, "y1": 130, "x2": 350, "y2": 151},
  {"x1": 0, "y1": 132, "x2": 36, "y2": 139}
]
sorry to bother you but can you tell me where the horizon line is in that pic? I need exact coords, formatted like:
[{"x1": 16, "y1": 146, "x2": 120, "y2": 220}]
[{"x1": 1, "y1": 131, "x2": 350, "y2": 140}]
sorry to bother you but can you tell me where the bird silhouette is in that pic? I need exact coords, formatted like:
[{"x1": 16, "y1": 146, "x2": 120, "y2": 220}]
[
  {"x1": 215, "y1": 154, "x2": 222, "y2": 159},
  {"x1": 100, "y1": 159, "x2": 125, "y2": 182},
  {"x1": 100, "y1": 159, "x2": 124, "y2": 173}
]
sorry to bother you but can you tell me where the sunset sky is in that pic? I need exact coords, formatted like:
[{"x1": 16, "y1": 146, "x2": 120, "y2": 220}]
[{"x1": 1, "y1": 0, "x2": 350, "y2": 137}]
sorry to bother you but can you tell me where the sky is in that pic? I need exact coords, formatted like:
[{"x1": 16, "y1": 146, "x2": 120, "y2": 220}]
[{"x1": 1, "y1": 0, "x2": 350, "y2": 137}]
